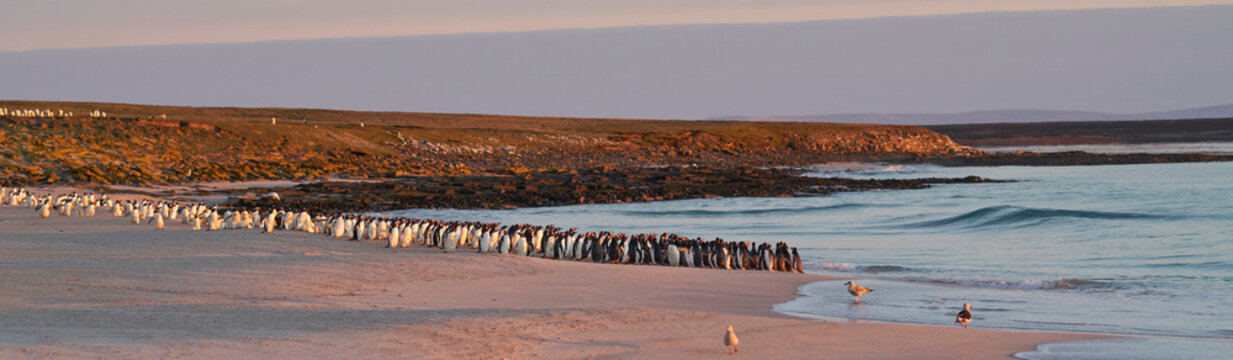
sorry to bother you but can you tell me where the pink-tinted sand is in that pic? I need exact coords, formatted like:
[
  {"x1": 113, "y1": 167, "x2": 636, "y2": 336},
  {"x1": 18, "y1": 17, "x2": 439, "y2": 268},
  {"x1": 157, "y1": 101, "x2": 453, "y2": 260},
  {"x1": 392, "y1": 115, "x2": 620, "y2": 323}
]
[{"x1": 0, "y1": 201, "x2": 1103, "y2": 359}]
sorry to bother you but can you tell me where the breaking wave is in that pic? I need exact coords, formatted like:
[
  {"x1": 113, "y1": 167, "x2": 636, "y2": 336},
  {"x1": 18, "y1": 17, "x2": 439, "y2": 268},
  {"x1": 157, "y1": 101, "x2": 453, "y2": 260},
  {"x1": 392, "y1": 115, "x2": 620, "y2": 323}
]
[
  {"x1": 621, "y1": 203, "x2": 872, "y2": 217},
  {"x1": 915, "y1": 277, "x2": 1115, "y2": 291},
  {"x1": 889, "y1": 205, "x2": 1170, "y2": 230}
]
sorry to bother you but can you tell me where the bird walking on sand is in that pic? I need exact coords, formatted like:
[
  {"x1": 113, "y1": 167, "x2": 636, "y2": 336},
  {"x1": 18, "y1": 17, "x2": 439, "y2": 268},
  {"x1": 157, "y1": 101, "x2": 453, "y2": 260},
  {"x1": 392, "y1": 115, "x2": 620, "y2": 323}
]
[
  {"x1": 956, "y1": 302, "x2": 972, "y2": 329},
  {"x1": 844, "y1": 281, "x2": 874, "y2": 302},
  {"x1": 724, "y1": 325, "x2": 739, "y2": 355}
]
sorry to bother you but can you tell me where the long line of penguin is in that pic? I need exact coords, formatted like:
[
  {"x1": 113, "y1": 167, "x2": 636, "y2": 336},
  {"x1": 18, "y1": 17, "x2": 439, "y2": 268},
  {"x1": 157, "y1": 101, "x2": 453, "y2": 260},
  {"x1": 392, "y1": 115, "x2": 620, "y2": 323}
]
[
  {"x1": 6, "y1": 186, "x2": 980, "y2": 349},
  {"x1": 3, "y1": 187, "x2": 806, "y2": 273}
]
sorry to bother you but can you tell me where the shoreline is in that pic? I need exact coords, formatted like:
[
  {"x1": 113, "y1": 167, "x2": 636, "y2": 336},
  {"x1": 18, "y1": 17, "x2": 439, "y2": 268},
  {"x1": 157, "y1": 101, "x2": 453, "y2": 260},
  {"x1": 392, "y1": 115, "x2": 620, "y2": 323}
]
[{"x1": 0, "y1": 193, "x2": 1105, "y2": 359}]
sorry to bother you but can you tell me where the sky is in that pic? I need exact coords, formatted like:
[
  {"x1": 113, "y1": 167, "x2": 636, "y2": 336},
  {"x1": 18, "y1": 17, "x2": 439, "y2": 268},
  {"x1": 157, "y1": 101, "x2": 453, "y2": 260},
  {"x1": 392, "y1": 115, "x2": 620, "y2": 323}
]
[
  {"x1": 3, "y1": 3, "x2": 1232, "y2": 119},
  {"x1": 4, "y1": 0, "x2": 1231, "y2": 52}
]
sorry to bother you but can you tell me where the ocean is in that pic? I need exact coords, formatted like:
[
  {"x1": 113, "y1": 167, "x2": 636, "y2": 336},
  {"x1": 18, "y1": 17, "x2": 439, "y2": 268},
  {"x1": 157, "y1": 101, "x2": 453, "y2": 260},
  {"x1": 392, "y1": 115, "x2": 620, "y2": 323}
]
[{"x1": 385, "y1": 148, "x2": 1233, "y2": 358}]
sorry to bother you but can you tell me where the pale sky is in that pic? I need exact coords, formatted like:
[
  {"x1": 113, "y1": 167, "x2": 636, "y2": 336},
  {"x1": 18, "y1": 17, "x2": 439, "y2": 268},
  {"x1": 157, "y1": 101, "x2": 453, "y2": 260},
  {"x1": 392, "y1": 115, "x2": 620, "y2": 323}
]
[{"x1": 4, "y1": 0, "x2": 1231, "y2": 51}]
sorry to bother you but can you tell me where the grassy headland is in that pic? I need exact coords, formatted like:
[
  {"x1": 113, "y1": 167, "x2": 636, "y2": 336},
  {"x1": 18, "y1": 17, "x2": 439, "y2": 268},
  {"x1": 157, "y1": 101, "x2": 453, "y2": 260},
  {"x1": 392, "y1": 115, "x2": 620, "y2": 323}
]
[{"x1": 0, "y1": 100, "x2": 975, "y2": 185}]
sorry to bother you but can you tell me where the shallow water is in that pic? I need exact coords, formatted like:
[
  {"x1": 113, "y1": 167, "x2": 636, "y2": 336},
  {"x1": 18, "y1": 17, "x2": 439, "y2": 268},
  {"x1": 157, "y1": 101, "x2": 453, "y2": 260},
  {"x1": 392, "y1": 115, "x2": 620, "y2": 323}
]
[
  {"x1": 384, "y1": 158, "x2": 1233, "y2": 349},
  {"x1": 1014, "y1": 337, "x2": 1233, "y2": 360}
]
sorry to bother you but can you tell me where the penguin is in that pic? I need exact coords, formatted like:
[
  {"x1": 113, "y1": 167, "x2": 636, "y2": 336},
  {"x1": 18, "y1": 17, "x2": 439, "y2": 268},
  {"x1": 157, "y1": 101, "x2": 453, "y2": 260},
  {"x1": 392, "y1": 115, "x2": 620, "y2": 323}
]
[
  {"x1": 680, "y1": 246, "x2": 693, "y2": 268},
  {"x1": 353, "y1": 220, "x2": 366, "y2": 241},
  {"x1": 545, "y1": 235, "x2": 557, "y2": 259},
  {"x1": 498, "y1": 233, "x2": 510, "y2": 254},
  {"x1": 667, "y1": 244, "x2": 681, "y2": 267},
  {"x1": 263, "y1": 211, "x2": 277, "y2": 233},
  {"x1": 791, "y1": 247, "x2": 804, "y2": 273},
  {"x1": 514, "y1": 233, "x2": 527, "y2": 256},
  {"x1": 478, "y1": 228, "x2": 491, "y2": 253},
  {"x1": 763, "y1": 244, "x2": 776, "y2": 271},
  {"x1": 332, "y1": 217, "x2": 346, "y2": 238},
  {"x1": 573, "y1": 234, "x2": 586, "y2": 260},
  {"x1": 400, "y1": 224, "x2": 415, "y2": 248},
  {"x1": 388, "y1": 223, "x2": 401, "y2": 248},
  {"x1": 693, "y1": 243, "x2": 705, "y2": 268},
  {"x1": 443, "y1": 226, "x2": 458, "y2": 253},
  {"x1": 154, "y1": 213, "x2": 165, "y2": 231}
]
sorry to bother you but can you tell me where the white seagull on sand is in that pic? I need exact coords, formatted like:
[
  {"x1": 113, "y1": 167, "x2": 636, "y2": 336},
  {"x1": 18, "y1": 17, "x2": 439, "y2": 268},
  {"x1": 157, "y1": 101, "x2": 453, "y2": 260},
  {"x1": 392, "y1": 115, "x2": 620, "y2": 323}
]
[
  {"x1": 724, "y1": 325, "x2": 739, "y2": 355},
  {"x1": 844, "y1": 281, "x2": 874, "y2": 302}
]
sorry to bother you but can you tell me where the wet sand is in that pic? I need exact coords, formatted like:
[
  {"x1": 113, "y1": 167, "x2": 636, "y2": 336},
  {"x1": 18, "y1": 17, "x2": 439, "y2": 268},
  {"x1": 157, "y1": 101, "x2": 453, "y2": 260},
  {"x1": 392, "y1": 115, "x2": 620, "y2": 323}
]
[{"x1": 0, "y1": 204, "x2": 1103, "y2": 359}]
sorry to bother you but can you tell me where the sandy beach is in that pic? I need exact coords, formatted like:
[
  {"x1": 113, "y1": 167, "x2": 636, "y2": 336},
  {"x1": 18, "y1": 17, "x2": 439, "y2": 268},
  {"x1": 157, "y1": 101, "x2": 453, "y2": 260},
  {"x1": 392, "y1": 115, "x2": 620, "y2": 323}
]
[{"x1": 0, "y1": 200, "x2": 1102, "y2": 359}]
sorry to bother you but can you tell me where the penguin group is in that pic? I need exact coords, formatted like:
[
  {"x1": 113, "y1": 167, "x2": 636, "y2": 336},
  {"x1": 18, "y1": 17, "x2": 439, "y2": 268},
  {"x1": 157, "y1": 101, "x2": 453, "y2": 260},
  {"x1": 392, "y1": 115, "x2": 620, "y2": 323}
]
[
  {"x1": 2, "y1": 187, "x2": 270, "y2": 232},
  {"x1": 303, "y1": 215, "x2": 805, "y2": 272},
  {"x1": 4, "y1": 187, "x2": 806, "y2": 273}
]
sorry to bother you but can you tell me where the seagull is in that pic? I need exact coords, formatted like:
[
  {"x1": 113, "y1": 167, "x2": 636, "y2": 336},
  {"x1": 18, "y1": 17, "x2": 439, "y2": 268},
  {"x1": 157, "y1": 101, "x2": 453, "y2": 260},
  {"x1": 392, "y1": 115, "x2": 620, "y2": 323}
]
[
  {"x1": 844, "y1": 281, "x2": 874, "y2": 302},
  {"x1": 724, "y1": 325, "x2": 739, "y2": 355},
  {"x1": 956, "y1": 302, "x2": 972, "y2": 329}
]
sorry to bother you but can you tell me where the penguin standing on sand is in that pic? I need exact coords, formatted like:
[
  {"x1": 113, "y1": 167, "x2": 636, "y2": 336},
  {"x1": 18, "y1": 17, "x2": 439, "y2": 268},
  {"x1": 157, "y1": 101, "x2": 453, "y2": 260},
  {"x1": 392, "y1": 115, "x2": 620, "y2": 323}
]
[
  {"x1": 667, "y1": 244, "x2": 681, "y2": 266},
  {"x1": 514, "y1": 232, "x2": 527, "y2": 256},
  {"x1": 443, "y1": 226, "x2": 458, "y2": 253},
  {"x1": 388, "y1": 222, "x2": 401, "y2": 248},
  {"x1": 154, "y1": 213, "x2": 165, "y2": 231},
  {"x1": 498, "y1": 232, "x2": 510, "y2": 254},
  {"x1": 791, "y1": 247, "x2": 804, "y2": 273}
]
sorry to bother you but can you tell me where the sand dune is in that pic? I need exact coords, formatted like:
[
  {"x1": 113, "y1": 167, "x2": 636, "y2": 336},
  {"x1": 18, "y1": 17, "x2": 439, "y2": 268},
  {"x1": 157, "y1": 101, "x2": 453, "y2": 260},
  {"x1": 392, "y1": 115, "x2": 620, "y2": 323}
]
[{"x1": 0, "y1": 205, "x2": 1101, "y2": 359}]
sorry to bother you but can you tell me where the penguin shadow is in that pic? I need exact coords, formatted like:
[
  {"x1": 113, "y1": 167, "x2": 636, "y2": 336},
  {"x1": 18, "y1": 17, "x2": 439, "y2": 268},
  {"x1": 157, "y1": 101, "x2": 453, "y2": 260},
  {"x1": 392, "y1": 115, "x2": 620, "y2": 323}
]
[{"x1": 528, "y1": 337, "x2": 638, "y2": 349}]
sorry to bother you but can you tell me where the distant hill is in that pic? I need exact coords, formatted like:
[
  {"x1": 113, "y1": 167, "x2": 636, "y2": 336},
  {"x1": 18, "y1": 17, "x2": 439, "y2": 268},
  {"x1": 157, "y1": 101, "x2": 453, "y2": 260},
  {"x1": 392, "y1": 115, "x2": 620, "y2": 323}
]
[
  {"x1": 711, "y1": 103, "x2": 1233, "y2": 125},
  {"x1": 0, "y1": 100, "x2": 975, "y2": 185}
]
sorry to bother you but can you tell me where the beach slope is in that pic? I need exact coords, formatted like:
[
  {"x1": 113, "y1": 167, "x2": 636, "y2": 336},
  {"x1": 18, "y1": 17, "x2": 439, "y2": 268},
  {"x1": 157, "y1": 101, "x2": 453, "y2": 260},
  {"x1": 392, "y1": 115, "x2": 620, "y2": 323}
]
[{"x1": 0, "y1": 206, "x2": 1098, "y2": 359}]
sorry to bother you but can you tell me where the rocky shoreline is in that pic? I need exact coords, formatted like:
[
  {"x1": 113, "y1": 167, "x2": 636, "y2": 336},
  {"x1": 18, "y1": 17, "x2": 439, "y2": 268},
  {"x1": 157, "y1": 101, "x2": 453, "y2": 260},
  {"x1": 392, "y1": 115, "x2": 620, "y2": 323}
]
[{"x1": 219, "y1": 166, "x2": 1000, "y2": 212}]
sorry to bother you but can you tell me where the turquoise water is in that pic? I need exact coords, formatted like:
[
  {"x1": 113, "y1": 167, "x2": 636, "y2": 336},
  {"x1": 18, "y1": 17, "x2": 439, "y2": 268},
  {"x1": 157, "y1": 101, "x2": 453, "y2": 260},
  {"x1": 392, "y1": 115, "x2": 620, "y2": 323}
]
[{"x1": 384, "y1": 160, "x2": 1233, "y2": 348}]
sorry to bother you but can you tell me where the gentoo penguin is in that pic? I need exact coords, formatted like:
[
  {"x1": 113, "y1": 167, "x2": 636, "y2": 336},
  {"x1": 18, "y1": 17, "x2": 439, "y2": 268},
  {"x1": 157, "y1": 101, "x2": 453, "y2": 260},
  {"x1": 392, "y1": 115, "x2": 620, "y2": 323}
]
[
  {"x1": 666, "y1": 244, "x2": 680, "y2": 266},
  {"x1": 572, "y1": 235, "x2": 585, "y2": 260},
  {"x1": 400, "y1": 224, "x2": 415, "y2": 248},
  {"x1": 332, "y1": 217, "x2": 346, "y2": 238},
  {"x1": 478, "y1": 228, "x2": 491, "y2": 253},
  {"x1": 513, "y1": 234, "x2": 527, "y2": 256},
  {"x1": 545, "y1": 235, "x2": 557, "y2": 259},
  {"x1": 443, "y1": 227, "x2": 458, "y2": 253},
  {"x1": 724, "y1": 325, "x2": 739, "y2": 355},
  {"x1": 39, "y1": 202, "x2": 51, "y2": 218},
  {"x1": 354, "y1": 220, "x2": 366, "y2": 241},
  {"x1": 387, "y1": 223, "x2": 401, "y2": 248},
  {"x1": 498, "y1": 233, "x2": 510, "y2": 254},
  {"x1": 791, "y1": 247, "x2": 804, "y2": 273},
  {"x1": 263, "y1": 211, "x2": 277, "y2": 233},
  {"x1": 154, "y1": 213, "x2": 165, "y2": 231},
  {"x1": 844, "y1": 281, "x2": 874, "y2": 302},
  {"x1": 956, "y1": 303, "x2": 973, "y2": 329}
]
